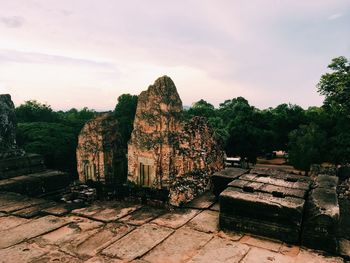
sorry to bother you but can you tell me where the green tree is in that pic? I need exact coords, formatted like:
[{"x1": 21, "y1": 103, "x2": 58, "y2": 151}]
[
  {"x1": 187, "y1": 99, "x2": 215, "y2": 119},
  {"x1": 318, "y1": 56, "x2": 350, "y2": 116},
  {"x1": 16, "y1": 122, "x2": 77, "y2": 173},
  {"x1": 317, "y1": 56, "x2": 350, "y2": 165},
  {"x1": 270, "y1": 103, "x2": 306, "y2": 151},
  {"x1": 114, "y1": 94, "x2": 138, "y2": 146},
  {"x1": 288, "y1": 124, "x2": 327, "y2": 175},
  {"x1": 15, "y1": 100, "x2": 59, "y2": 123}
]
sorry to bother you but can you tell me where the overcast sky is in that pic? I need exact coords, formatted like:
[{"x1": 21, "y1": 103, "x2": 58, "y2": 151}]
[{"x1": 0, "y1": 0, "x2": 349, "y2": 111}]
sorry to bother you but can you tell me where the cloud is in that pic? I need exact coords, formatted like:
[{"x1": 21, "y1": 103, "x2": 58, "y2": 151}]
[
  {"x1": 0, "y1": 49, "x2": 115, "y2": 70},
  {"x1": 0, "y1": 16, "x2": 24, "y2": 28},
  {"x1": 328, "y1": 13, "x2": 343, "y2": 20}
]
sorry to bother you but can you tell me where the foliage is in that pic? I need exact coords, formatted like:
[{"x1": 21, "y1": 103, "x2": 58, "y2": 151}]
[
  {"x1": 114, "y1": 94, "x2": 138, "y2": 146},
  {"x1": 288, "y1": 124, "x2": 327, "y2": 175},
  {"x1": 16, "y1": 122, "x2": 77, "y2": 173},
  {"x1": 15, "y1": 102, "x2": 96, "y2": 177},
  {"x1": 15, "y1": 100, "x2": 59, "y2": 123},
  {"x1": 317, "y1": 56, "x2": 350, "y2": 165},
  {"x1": 318, "y1": 56, "x2": 350, "y2": 116}
]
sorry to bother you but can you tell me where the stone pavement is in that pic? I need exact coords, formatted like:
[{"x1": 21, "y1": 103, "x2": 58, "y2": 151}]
[{"x1": 0, "y1": 191, "x2": 345, "y2": 263}]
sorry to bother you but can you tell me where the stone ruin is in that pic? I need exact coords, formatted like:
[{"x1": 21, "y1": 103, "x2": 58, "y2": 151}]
[
  {"x1": 0, "y1": 94, "x2": 70, "y2": 196},
  {"x1": 76, "y1": 113, "x2": 126, "y2": 187},
  {"x1": 0, "y1": 94, "x2": 23, "y2": 158},
  {"x1": 214, "y1": 167, "x2": 341, "y2": 254},
  {"x1": 128, "y1": 76, "x2": 224, "y2": 206}
]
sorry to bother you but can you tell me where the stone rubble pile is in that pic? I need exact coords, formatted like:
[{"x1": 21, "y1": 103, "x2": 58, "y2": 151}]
[{"x1": 61, "y1": 183, "x2": 97, "y2": 204}]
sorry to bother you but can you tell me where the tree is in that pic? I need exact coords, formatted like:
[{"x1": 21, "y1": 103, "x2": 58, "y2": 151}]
[
  {"x1": 270, "y1": 103, "x2": 306, "y2": 151},
  {"x1": 15, "y1": 100, "x2": 59, "y2": 123},
  {"x1": 318, "y1": 56, "x2": 350, "y2": 116},
  {"x1": 288, "y1": 124, "x2": 327, "y2": 175},
  {"x1": 16, "y1": 122, "x2": 77, "y2": 173},
  {"x1": 317, "y1": 56, "x2": 350, "y2": 165},
  {"x1": 187, "y1": 99, "x2": 215, "y2": 119},
  {"x1": 114, "y1": 94, "x2": 138, "y2": 146}
]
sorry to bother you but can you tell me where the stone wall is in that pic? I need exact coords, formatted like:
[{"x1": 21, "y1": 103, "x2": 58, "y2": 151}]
[
  {"x1": 0, "y1": 94, "x2": 17, "y2": 151},
  {"x1": 77, "y1": 113, "x2": 126, "y2": 185},
  {"x1": 128, "y1": 76, "x2": 224, "y2": 205}
]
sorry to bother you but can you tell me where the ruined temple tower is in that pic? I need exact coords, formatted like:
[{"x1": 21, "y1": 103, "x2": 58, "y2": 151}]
[
  {"x1": 77, "y1": 113, "x2": 126, "y2": 185},
  {"x1": 128, "y1": 76, "x2": 224, "y2": 205},
  {"x1": 128, "y1": 76, "x2": 183, "y2": 189}
]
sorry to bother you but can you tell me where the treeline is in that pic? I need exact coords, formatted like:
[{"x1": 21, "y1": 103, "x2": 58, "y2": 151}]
[
  {"x1": 184, "y1": 56, "x2": 350, "y2": 174},
  {"x1": 15, "y1": 102, "x2": 96, "y2": 176},
  {"x1": 15, "y1": 56, "x2": 349, "y2": 176}
]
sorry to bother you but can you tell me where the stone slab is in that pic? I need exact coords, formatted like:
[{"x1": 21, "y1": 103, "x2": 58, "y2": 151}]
[
  {"x1": 240, "y1": 247, "x2": 295, "y2": 263},
  {"x1": 183, "y1": 192, "x2": 216, "y2": 209},
  {"x1": 0, "y1": 197, "x2": 47, "y2": 213},
  {"x1": 0, "y1": 215, "x2": 68, "y2": 248},
  {"x1": 12, "y1": 201, "x2": 57, "y2": 218},
  {"x1": 0, "y1": 243, "x2": 48, "y2": 263},
  {"x1": 142, "y1": 226, "x2": 212, "y2": 263},
  {"x1": 73, "y1": 202, "x2": 142, "y2": 222},
  {"x1": 34, "y1": 251, "x2": 82, "y2": 263},
  {"x1": 188, "y1": 237, "x2": 250, "y2": 263},
  {"x1": 239, "y1": 173, "x2": 310, "y2": 191},
  {"x1": 211, "y1": 168, "x2": 248, "y2": 197},
  {"x1": 102, "y1": 223, "x2": 174, "y2": 261},
  {"x1": 0, "y1": 215, "x2": 30, "y2": 231},
  {"x1": 229, "y1": 179, "x2": 306, "y2": 198},
  {"x1": 152, "y1": 208, "x2": 200, "y2": 229},
  {"x1": 85, "y1": 256, "x2": 124, "y2": 263},
  {"x1": 188, "y1": 210, "x2": 219, "y2": 233},
  {"x1": 119, "y1": 206, "x2": 165, "y2": 226},
  {"x1": 239, "y1": 235, "x2": 282, "y2": 252},
  {"x1": 295, "y1": 248, "x2": 344, "y2": 263},
  {"x1": 74, "y1": 223, "x2": 135, "y2": 258},
  {"x1": 90, "y1": 203, "x2": 142, "y2": 222},
  {"x1": 36, "y1": 216, "x2": 103, "y2": 246},
  {"x1": 209, "y1": 202, "x2": 220, "y2": 211}
]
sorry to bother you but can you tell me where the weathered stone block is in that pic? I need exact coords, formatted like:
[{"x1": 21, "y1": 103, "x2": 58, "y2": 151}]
[
  {"x1": 211, "y1": 168, "x2": 248, "y2": 197},
  {"x1": 0, "y1": 94, "x2": 16, "y2": 152},
  {"x1": 0, "y1": 154, "x2": 45, "y2": 179},
  {"x1": 302, "y1": 175, "x2": 339, "y2": 253},
  {"x1": 219, "y1": 171, "x2": 311, "y2": 244}
]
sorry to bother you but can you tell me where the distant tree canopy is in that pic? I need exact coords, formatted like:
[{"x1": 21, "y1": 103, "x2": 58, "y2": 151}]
[{"x1": 15, "y1": 102, "x2": 96, "y2": 177}]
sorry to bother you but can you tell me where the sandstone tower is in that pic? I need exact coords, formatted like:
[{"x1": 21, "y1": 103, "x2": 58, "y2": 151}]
[
  {"x1": 76, "y1": 113, "x2": 126, "y2": 185},
  {"x1": 128, "y1": 76, "x2": 224, "y2": 205}
]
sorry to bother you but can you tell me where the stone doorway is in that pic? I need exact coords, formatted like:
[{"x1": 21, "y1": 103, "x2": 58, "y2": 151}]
[{"x1": 139, "y1": 163, "x2": 153, "y2": 187}]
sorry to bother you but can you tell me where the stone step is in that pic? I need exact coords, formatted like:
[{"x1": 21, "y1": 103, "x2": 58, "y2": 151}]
[
  {"x1": 0, "y1": 170, "x2": 70, "y2": 196},
  {"x1": 0, "y1": 154, "x2": 46, "y2": 179},
  {"x1": 211, "y1": 168, "x2": 248, "y2": 197}
]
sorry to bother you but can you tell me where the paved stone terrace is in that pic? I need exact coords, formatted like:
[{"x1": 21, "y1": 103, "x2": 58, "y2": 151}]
[{"x1": 0, "y1": 191, "x2": 344, "y2": 263}]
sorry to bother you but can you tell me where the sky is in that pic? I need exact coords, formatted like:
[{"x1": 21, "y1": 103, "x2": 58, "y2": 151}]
[{"x1": 0, "y1": 0, "x2": 349, "y2": 111}]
